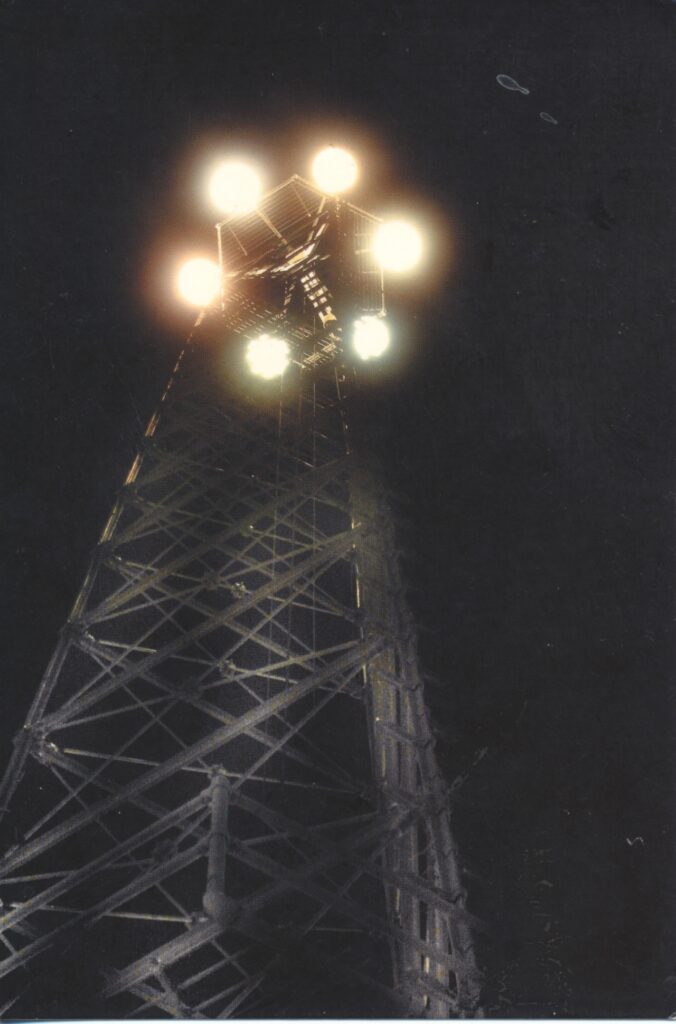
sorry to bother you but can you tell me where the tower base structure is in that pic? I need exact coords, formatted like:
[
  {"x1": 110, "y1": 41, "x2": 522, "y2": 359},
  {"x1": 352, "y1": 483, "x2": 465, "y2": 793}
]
[{"x1": 0, "y1": 182, "x2": 482, "y2": 1020}]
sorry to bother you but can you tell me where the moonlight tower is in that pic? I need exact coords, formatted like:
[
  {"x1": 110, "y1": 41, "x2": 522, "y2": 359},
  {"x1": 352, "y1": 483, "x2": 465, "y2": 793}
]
[{"x1": 0, "y1": 151, "x2": 482, "y2": 1018}]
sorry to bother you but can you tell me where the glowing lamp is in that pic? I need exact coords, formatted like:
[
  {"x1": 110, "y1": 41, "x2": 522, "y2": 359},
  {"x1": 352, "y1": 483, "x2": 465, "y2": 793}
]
[
  {"x1": 176, "y1": 258, "x2": 220, "y2": 307},
  {"x1": 352, "y1": 316, "x2": 390, "y2": 361},
  {"x1": 246, "y1": 335, "x2": 290, "y2": 379},
  {"x1": 209, "y1": 160, "x2": 261, "y2": 216},
  {"x1": 311, "y1": 146, "x2": 358, "y2": 194},
  {"x1": 373, "y1": 220, "x2": 423, "y2": 274}
]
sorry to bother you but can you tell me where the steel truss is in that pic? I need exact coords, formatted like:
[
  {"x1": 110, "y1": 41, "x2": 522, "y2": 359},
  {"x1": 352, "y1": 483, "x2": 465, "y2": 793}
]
[{"x1": 0, "y1": 182, "x2": 482, "y2": 1019}]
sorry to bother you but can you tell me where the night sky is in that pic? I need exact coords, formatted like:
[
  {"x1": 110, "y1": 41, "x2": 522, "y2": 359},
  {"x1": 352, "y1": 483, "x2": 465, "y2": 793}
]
[{"x1": 1, "y1": 0, "x2": 674, "y2": 1016}]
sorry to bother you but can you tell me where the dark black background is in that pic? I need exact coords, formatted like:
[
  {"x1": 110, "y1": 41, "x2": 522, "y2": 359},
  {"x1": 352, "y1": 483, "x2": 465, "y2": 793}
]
[{"x1": 1, "y1": 0, "x2": 674, "y2": 1016}]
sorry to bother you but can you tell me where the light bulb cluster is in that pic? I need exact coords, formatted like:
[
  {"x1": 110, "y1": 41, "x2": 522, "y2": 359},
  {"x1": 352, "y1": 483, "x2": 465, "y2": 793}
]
[
  {"x1": 176, "y1": 258, "x2": 221, "y2": 308},
  {"x1": 352, "y1": 316, "x2": 390, "y2": 361},
  {"x1": 209, "y1": 160, "x2": 261, "y2": 216},
  {"x1": 245, "y1": 335, "x2": 290, "y2": 380},
  {"x1": 244, "y1": 316, "x2": 391, "y2": 381},
  {"x1": 172, "y1": 144, "x2": 428, "y2": 375},
  {"x1": 311, "y1": 146, "x2": 359, "y2": 194}
]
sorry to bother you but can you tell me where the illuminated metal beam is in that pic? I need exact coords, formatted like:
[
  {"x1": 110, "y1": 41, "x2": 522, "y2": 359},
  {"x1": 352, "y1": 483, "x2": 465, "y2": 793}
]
[{"x1": 0, "y1": 637, "x2": 380, "y2": 877}]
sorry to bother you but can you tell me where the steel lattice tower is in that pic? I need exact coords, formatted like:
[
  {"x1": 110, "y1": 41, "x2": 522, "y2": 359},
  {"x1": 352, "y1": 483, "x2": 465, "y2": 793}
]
[{"x1": 0, "y1": 176, "x2": 482, "y2": 1019}]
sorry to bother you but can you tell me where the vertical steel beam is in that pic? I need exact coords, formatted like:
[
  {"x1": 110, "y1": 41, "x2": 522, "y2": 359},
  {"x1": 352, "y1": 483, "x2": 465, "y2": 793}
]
[{"x1": 203, "y1": 772, "x2": 230, "y2": 922}]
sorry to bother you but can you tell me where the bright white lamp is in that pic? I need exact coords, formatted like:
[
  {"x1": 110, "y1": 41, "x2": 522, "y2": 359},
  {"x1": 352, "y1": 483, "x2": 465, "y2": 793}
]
[
  {"x1": 311, "y1": 146, "x2": 358, "y2": 194},
  {"x1": 176, "y1": 258, "x2": 221, "y2": 307},
  {"x1": 352, "y1": 316, "x2": 390, "y2": 361},
  {"x1": 209, "y1": 160, "x2": 262, "y2": 216},
  {"x1": 373, "y1": 220, "x2": 423, "y2": 273},
  {"x1": 246, "y1": 335, "x2": 290, "y2": 379}
]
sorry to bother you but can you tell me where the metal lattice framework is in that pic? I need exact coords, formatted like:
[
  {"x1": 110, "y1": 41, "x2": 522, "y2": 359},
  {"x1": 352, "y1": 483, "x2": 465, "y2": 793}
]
[{"x1": 0, "y1": 179, "x2": 482, "y2": 1019}]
